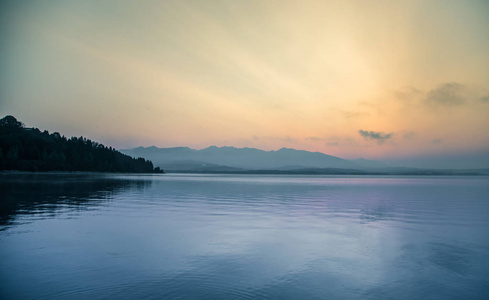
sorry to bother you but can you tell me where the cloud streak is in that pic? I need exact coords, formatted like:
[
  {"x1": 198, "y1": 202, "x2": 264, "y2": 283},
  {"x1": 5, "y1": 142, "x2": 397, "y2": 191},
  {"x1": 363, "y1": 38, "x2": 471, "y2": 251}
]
[
  {"x1": 426, "y1": 82, "x2": 466, "y2": 106},
  {"x1": 402, "y1": 131, "x2": 416, "y2": 140},
  {"x1": 359, "y1": 130, "x2": 393, "y2": 144}
]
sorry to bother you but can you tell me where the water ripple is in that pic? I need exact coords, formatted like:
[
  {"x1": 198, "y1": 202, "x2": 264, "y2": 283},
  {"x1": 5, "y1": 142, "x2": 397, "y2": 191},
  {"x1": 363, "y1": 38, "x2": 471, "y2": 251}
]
[{"x1": 1, "y1": 174, "x2": 489, "y2": 299}]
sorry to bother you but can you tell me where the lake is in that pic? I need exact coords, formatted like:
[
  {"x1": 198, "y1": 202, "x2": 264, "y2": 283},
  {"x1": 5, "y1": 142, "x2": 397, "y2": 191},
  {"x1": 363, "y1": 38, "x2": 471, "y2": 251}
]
[{"x1": 1, "y1": 173, "x2": 488, "y2": 299}]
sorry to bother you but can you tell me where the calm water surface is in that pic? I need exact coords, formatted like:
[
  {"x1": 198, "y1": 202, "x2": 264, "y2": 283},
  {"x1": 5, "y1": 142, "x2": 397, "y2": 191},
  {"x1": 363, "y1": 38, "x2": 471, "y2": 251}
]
[{"x1": 1, "y1": 173, "x2": 488, "y2": 299}]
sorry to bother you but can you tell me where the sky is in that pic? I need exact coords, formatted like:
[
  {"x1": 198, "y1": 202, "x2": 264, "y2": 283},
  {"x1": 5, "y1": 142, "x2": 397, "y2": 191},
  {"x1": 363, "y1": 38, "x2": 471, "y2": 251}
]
[{"x1": 1, "y1": 0, "x2": 489, "y2": 168}]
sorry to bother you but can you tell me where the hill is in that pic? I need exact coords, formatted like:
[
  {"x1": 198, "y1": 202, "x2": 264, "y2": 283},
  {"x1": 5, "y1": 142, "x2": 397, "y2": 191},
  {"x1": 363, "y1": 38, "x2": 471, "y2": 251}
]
[
  {"x1": 121, "y1": 146, "x2": 488, "y2": 175},
  {"x1": 0, "y1": 115, "x2": 163, "y2": 173},
  {"x1": 121, "y1": 145, "x2": 361, "y2": 171}
]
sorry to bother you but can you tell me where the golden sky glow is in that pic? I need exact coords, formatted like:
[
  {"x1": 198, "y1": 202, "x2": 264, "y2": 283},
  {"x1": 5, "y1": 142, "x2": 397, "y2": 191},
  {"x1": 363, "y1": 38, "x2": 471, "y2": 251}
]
[{"x1": 1, "y1": 0, "x2": 488, "y2": 165}]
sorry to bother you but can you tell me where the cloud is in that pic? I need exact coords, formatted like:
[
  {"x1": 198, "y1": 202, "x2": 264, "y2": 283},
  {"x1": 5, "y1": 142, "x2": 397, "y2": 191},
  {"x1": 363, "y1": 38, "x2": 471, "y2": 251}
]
[
  {"x1": 480, "y1": 94, "x2": 489, "y2": 103},
  {"x1": 432, "y1": 138, "x2": 443, "y2": 145},
  {"x1": 326, "y1": 136, "x2": 358, "y2": 147},
  {"x1": 402, "y1": 131, "x2": 416, "y2": 140},
  {"x1": 394, "y1": 86, "x2": 422, "y2": 102},
  {"x1": 307, "y1": 136, "x2": 324, "y2": 141},
  {"x1": 426, "y1": 82, "x2": 466, "y2": 106},
  {"x1": 359, "y1": 130, "x2": 393, "y2": 144},
  {"x1": 279, "y1": 135, "x2": 296, "y2": 143}
]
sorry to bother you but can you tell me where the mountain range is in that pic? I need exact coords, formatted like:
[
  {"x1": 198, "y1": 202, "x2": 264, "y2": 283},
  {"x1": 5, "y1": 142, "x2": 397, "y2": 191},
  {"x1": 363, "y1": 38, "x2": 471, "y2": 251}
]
[
  {"x1": 121, "y1": 146, "x2": 367, "y2": 171},
  {"x1": 120, "y1": 146, "x2": 489, "y2": 175}
]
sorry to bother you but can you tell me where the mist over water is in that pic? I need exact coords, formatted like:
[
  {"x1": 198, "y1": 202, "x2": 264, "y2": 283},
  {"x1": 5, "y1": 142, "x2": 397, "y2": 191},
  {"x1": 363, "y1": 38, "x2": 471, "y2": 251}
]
[{"x1": 1, "y1": 174, "x2": 488, "y2": 299}]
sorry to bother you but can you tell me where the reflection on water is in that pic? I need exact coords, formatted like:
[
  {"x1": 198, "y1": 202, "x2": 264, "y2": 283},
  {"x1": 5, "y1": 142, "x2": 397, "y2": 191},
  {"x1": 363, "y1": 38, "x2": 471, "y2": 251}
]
[
  {"x1": 360, "y1": 205, "x2": 394, "y2": 223},
  {"x1": 0, "y1": 174, "x2": 488, "y2": 299},
  {"x1": 0, "y1": 173, "x2": 151, "y2": 228}
]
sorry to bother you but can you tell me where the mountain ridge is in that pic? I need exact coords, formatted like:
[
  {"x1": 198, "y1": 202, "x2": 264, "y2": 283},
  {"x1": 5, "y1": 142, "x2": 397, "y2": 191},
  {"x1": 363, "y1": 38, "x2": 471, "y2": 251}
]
[
  {"x1": 120, "y1": 145, "x2": 489, "y2": 175},
  {"x1": 120, "y1": 145, "x2": 369, "y2": 171}
]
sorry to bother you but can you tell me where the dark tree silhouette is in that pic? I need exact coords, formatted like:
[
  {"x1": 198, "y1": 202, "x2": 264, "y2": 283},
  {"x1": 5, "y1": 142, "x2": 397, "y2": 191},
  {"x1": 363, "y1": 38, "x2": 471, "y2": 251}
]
[
  {"x1": 0, "y1": 115, "x2": 24, "y2": 128},
  {"x1": 0, "y1": 115, "x2": 164, "y2": 173}
]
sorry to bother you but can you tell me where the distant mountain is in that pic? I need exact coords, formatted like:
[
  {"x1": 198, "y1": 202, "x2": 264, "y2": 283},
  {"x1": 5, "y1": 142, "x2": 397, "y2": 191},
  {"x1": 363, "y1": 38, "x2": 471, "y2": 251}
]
[
  {"x1": 0, "y1": 115, "x2": 163, "y2": 173},
  {"x1": 350, "y1": 158, "x2": 389, "y2": 169},
  {"x1": 159, "y1": 160, "x2": 244, "y2": 172},
  {"x1": 121, "y1": 145, "x2": 362, "y2": 171},
  {"x1": 120, "y1": 145, "x2": 489, "y2": 175}
]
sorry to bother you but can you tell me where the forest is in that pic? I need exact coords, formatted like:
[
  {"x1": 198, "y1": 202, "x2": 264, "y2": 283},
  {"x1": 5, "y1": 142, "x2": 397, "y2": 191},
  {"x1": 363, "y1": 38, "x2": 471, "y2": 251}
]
[{"x1": 0, "y1": 115, "x2": 163, "y2": 173}]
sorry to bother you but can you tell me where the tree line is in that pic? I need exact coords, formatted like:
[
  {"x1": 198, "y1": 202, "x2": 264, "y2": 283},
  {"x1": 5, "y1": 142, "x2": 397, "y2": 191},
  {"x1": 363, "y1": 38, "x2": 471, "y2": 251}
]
[{"x1": 0, "y1": 115, "x2": 163, "y2": 173}]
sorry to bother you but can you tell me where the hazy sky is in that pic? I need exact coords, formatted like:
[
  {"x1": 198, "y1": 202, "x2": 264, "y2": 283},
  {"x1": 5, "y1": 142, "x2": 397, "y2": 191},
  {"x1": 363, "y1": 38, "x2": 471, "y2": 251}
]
[{"x1": 1, "y1": 0, "x2": 488, "y2": 167}]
